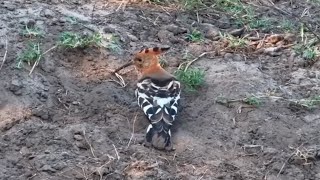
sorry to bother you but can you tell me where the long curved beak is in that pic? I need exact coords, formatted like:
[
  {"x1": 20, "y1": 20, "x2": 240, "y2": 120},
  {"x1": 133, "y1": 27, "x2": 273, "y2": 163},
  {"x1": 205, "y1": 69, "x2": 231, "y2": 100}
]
[{"x1": 113, "y1": 60, "x2": 133, "y2": 74}]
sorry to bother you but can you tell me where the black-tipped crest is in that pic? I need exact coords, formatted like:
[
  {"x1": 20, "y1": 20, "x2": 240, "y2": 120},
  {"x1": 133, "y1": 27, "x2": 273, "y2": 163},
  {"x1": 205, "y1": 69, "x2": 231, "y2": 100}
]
[
  {"x1": 153, "y1": 47, "x2": 159, "y2": 52},
  {"x1": 138, "y1": 47, "x2": 171, "y2": 54},
  {"x1": 160, "y1": 47, "x2": 170, "y2": 52}
]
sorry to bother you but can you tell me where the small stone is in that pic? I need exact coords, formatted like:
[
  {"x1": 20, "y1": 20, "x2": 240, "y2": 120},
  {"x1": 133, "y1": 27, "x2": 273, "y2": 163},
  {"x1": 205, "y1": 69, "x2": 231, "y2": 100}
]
[
  {"x1": 200, "y1": 23, "x2": 219, "y2": 40},
  {"x1": 75, "y1": 141, "x2": 88, "y2": 149},
  {"x1": 59, "y1": 17, "x2": 67, "y2": 23},
  {"x1": 157, "y1": 29, "x2": 173, "y2": 43},
  {"x1": 308, "y1": 71, "x2": 316, "y2": 78},
  {"x1": 5, "y1": 4, "x2": 15, "y2": 11},
  {"x1": 263, "y1": 147, "x2": 278, "y2": 155},
  {"x1": 43, "y1": 9, "x2": 55, "y2": 18},
  {"x1": 127, "y1": 33, "x2": 138, "y2": 42},
  {"x1": 40, "y1": 165, "x2": 56, "y2": 173},
  {"x1": 103, "y1": 25, "x2": 117, "y2": 33},
  {"x1": 61, "y1": 152, "x2": 69, "y2": 158},
  {"x1": 27, "y1": 19, "x2": 36, "y2": 28},
  {"x1": 233, "y1": 54, "x2": 243, "y2": 61},
  {"x1": 73, "y1": 134, "x2": 83, "y2": 141},
  {"x1": 303, "y1": 114, "x2": 320, "y2": 123},
  {"x1": 224, "y1": 53, "x2": 233, "y2": 60},
  {"x1": 9, "y1": 79, "x2": 23, "y2": 95},
  {"x1": 32, "y1": 108, "x2": 49, "y2": 120},
  {"x1": 165, "y1": 24, "x2": 187, "y2": 35},
  {"x1": 229, "y1": 28, "x2": 245, "y2": 37},
  {"x1": 217, "y1": 15, "x2": 231, "y2": 29},
  {"x1": 53, "y1": 162, "x2": 67, "y2": 170},
  {"x1": 20, "y1": 147, "x2": 31, "y2": 156}
]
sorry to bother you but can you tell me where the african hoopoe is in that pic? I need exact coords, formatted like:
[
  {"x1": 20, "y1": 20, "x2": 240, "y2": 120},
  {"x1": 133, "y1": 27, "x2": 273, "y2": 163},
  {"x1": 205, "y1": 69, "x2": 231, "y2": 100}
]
[{"x1": 119, "y1": 47, "x2": 181, "y2": 150}]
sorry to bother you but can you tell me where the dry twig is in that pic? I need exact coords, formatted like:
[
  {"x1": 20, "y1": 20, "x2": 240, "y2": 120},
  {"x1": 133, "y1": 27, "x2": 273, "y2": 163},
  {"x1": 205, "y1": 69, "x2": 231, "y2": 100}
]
[
  {"x1": 127, "y1": 113, "x2": 138, "y2": 148},
  {"x1": 83, "y1": 130, "x2": 97, "y2": 158},
  {"x1": 0, "y1": 36, "x2": 8, "y2": 71},
  {"x1": 113, "y1": 144, "x2": 120, "y2": 161},
  {"x1": 108, "y1": 72, "x2": 127, "y2": 87},
  {"x1": 29, "y1": 45, "x2": 58, "y2": 75},
  {"x1": 179, "y1": 51, "x2": 215, "y2": 71}
]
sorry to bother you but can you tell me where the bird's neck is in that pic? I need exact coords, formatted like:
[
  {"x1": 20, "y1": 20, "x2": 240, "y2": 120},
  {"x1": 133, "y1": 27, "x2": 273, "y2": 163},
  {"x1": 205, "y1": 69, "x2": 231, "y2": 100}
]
[{"x1": 138, "y1": 64, "x2": 173, "y2": 81}]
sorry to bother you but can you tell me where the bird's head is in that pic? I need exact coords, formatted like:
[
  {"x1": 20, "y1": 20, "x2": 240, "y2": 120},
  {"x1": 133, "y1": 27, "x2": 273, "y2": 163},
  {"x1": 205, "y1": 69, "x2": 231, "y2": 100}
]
[{"x1": 132, "y1": 47, "x2": 170, "y2": 72}]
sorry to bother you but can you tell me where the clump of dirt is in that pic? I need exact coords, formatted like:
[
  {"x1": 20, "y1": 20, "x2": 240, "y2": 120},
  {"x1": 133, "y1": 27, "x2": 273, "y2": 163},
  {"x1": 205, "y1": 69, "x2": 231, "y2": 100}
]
[{"x1": 0, "y1": 0, "x2": 320, "y2": 179}]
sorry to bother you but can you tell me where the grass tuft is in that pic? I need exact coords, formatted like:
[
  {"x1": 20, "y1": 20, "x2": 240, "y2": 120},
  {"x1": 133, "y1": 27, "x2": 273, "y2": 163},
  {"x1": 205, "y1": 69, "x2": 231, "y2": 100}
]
[
  {"x1": 58, "y1": 32, "x2": 102, "y2": 49},
  {"x1": 186, "y1": 29, "x2": 204, "y2": 42},
  {"x1": 243, "y1": 95, "x2": 262, "y2": 107},
  {"x1": 220, "y1": 32, "x2": 248, "y2": 48},
  {"x1": 17, "y1": 42, "x2": 41, "y2": 68},
  {"x1": 106, "y1": 35, "x2": 122, "y2": 53},
  {"x1": 299, "y1": 96, "x2": 320, "y2": 110},
  {"x1": 294, "y1": 44, "x2": 319, "y2": 61},
  {"x1": 21, "y1": 25, "x2": 44, "y2": 38},
  {"x1": 175, "y1": 67, "x2": 205, "y2": 91}
]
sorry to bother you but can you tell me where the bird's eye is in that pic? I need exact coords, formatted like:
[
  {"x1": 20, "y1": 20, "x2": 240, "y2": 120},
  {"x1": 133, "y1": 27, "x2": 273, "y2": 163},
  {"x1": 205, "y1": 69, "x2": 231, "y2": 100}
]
[{"x1": 136, "y1": 58, "x2": 142, "y2": 62}]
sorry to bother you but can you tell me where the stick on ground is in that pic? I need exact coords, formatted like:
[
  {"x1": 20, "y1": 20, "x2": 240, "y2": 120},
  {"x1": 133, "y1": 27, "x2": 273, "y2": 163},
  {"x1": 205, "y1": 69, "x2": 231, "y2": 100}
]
[
  {"x1": 127, "y1": 113, "x2": 138, "y2": 148},
  {"x1": 0, "y1": 36, "x2": 8, "y2": 71}
]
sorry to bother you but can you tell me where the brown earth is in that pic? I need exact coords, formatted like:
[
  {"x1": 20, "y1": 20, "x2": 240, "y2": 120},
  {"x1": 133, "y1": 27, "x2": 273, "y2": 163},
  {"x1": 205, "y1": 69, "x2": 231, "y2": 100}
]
[{"x1": 0, "y1": 0, "x2": 320, "y2": 180}]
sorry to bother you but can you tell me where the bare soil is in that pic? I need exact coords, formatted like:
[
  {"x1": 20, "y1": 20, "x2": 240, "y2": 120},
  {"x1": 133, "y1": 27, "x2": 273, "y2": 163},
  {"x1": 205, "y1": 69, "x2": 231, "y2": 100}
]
[{"x1": 0, "y1": 0, "x2": 320, "y2": 180}]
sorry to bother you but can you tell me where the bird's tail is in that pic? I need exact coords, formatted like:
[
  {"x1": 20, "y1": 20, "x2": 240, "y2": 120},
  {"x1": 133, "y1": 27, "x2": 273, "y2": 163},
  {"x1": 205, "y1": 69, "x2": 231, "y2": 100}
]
[{"x1": 145, "y1": 123, "x2": 173, "y2": 151}]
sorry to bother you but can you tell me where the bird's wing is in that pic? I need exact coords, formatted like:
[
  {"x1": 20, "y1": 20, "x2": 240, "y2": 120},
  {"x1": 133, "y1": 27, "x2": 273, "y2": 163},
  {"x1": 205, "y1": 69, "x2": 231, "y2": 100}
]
[{"x1": 135, "y1": 77, "x2": 181, "y2": 130}]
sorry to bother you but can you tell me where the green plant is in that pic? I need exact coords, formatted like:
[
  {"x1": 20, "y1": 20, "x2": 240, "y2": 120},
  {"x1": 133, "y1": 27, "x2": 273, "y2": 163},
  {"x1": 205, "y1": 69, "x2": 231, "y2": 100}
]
[
  {"x1": 243, "y1": 95, "x2": 262, "y2": 107},
  {"x1": 106, "y1": 35, "x2": 121, "y2": 53},
  {"x1": 17, "y1": 42, "x2": 41, "y2": 68},
  {"x1": 58, "y1": 32, "x2": 102, "y2": 49},
  {"x1": 21, "y1": 25, "x2": 44, "y2": 38},
  {"x1": 186, "y1": 29, "x2": 203, "y2": 42},
  {"x1": 181, "y1": 0, "x2": 206, "y2": 10},
  {"x1": 295, "y1": 96, "x2": 320, "y2": 110},
  {"x1": 303, "y1": 47, "x2": 317, "y2": 60},
  {"x1": 175, "y1": 67, "x2": 205, "y2": 91},
  {"x1": 220, "y1": 32, "x2": 248, "y2": 48},
  {"x1": 248, "y1": 17, "x2": 273, "y2": 30},
  {"x1": 294, "y1": 44, "x2": 319, "y2": 61},
  {"x1": 279, "y1": 19, "x2": 295, "y2": 32}
]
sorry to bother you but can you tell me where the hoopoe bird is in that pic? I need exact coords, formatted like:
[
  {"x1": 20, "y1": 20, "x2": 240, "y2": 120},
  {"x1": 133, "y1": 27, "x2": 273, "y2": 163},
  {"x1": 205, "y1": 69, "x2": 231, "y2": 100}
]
[{"x1": 118, "y1": 47, "x2": 181, "y2": 150}]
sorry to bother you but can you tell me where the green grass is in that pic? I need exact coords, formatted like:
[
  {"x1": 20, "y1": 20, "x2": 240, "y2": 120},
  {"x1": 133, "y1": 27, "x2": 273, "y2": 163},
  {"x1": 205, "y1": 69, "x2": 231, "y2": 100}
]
[
  {"x1": 278, "y1": 19, "x2": 295, "y2": 32},
  {"x1": 294, "y1": 44, "x2": 319, "y2": 61},
  {"x1": 186, "y1": 29, "x2": 204, "y2": 42},
  {"x1": 21, "y1": 25, "x2": 44, "y2": 38},
  {"x1": 181, "y1": 0, "x2": 206, "y2": 10},
  {"x1": 58, "y1": 32, "x2": 103, "y2": 49},
  {"x1": 220, "y1": 32, "x2": 248, "y2": 48},
  {"x1": 215, "y1": 0, "x2": 275, "y2": 30},
  {"x1": 248, "y1": 17, "x2": 273, "y2": 30},
  {"x1": 17, "y1": 42, "x2": 41, "y2": 68},
  {"x1": 175, "y1": 67, "x2": 205, "y2": 91},
  {"x1": 299, "y1": 96, "x2": 320, "y2": 110},
  {"x1": 106, "y1": 35, "x2": 121, "y2": 53},
  {"x1": 243, "y1": 95, "x2": 262, "y2": 107}
]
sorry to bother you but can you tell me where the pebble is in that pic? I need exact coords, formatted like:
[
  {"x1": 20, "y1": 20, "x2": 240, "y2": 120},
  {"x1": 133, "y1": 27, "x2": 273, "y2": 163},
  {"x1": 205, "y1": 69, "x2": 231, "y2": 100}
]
[
  {"x1": 43, "y1": 9, "x2": 55, "y2": 18},
  {"x1": 224, "y1": 53, "x2": 233, "y2": 60},
  {"x1": 200, "y1": 23, "x2": 219, "y2": 40},
  {"x1": 73, "y1": 134, "x2": 83, "y2": 141},
  {"x1": 157, "y1": 29, "x2": 173, "y2": 43},
  {"x1": 41, "y1": 165, "x2": 56, "y2": 173},
  {"x1": 9, "y1": 79, "x2": 23, "y2": 95},
  {"x1": 165, "y1": 24, "x2": 187, "y2": 35}
]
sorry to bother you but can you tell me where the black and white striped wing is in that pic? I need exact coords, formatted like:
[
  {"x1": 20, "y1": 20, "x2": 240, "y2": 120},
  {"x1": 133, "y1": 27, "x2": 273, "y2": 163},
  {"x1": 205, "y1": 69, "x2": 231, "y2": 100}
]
[{"x1": 135, "y1": 78, "x2": 181, "y2": 127}]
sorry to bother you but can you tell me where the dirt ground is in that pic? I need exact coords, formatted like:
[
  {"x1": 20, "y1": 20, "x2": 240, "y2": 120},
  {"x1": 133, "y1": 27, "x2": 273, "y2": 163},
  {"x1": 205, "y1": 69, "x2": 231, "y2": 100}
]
[{"x1": 1, "y1": 0, "x2": 320, "y2": 179}]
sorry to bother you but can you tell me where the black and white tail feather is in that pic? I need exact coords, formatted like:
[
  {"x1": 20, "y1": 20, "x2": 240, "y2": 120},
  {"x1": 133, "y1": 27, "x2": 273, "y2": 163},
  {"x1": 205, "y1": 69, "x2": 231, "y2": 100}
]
[{"x1": 135, "y1": 77, "x2": 181, "y2": 150}]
